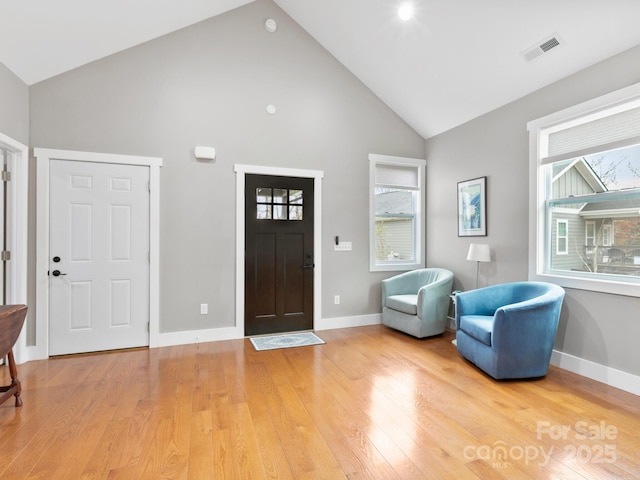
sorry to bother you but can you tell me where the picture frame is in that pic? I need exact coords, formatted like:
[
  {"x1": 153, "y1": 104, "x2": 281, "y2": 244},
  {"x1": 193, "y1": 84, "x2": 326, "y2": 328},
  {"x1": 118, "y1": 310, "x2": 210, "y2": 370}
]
[{"x1": 457, "y1": 176, "x2": 487, "y2": 237}]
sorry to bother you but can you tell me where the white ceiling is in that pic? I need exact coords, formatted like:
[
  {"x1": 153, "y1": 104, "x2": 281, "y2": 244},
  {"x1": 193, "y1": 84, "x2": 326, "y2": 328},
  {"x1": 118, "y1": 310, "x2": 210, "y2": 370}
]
[{"x1": 2, "y1": 0, "x2": 640, "y2": 138}]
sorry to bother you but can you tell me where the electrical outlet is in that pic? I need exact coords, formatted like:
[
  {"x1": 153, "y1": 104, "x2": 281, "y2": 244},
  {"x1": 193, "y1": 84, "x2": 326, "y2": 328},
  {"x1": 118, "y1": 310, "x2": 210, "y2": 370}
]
[
  {"x1": 334, "y1": 295, "x2": 340, "y2": 305},
  {"x1": 200, "y1": 303, "x2": 208, "y2": 315}
]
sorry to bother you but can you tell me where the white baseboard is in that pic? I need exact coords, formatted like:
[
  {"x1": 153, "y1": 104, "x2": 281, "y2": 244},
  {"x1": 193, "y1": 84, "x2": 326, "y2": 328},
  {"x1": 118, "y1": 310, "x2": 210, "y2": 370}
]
[
  {"x1": 19, "y1": 315, "x2": 384, "y2": 358},
  {"x1": 314, "y1": 313, "x2": 382, "y2": 331},
  {"x1": 157, "y1": 325, "x2": 243, "y2": 347},
  {"x1": 21, "y1": 345, "x2": 48, "y2": 363},
  {"x1": 155, "y1": 314, "x2": 382, "y2": 348},
  {"x1": 551, "y1": 349, "x2": 640, "y2": 397}
]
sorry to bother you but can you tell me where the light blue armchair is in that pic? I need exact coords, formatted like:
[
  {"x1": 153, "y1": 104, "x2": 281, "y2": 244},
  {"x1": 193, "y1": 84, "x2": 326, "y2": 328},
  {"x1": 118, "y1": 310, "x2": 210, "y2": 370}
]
[
  {"x1": 382, "y1": 268, "x2": 454, "y2": 338},
  {"x1": 455, "y1": 281, "x2": 565, "y2": 379}
]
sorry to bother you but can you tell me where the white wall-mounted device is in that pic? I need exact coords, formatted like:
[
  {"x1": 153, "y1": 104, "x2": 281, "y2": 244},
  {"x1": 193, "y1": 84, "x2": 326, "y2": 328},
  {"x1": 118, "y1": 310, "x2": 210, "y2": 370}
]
[
  {"x1": 194, "y1": 146, "x2": 216, "y2": 161},
  {"x1": 265, "y1": 18, "x2": 277, "y2": 33}
]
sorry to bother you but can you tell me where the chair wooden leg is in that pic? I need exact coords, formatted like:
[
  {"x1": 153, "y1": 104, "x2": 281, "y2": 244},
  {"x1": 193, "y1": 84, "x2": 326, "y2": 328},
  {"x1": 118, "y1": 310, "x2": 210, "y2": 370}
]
[
  {"x1": 0, "y1": 350, "x2": 22, "y2": 407},
  {"x1": 6, "y1": 350, "x2": 21, "y2": 407},
  {"x1": 0, "y1": 305, "x2": 27, "y2": 407}
]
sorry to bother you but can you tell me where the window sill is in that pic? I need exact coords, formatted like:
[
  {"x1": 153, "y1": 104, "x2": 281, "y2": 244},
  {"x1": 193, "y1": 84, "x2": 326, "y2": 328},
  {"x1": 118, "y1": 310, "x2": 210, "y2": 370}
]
[
  {"x1": 370, "y1": 262, "x2": 423, "y2": 273},
  {"x1": 529, "y1": 271, "x2": 640, "y2": 298}
]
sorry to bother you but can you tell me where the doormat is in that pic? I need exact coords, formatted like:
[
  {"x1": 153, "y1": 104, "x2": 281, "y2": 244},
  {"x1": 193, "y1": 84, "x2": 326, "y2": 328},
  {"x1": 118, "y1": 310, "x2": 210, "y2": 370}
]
[{"x1": 250, "y1": 332, "x2": 325, "y2": 351}]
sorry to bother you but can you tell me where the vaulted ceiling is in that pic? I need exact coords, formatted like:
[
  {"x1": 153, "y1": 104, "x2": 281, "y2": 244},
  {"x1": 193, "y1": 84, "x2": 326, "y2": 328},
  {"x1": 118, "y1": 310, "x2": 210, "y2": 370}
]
[{"x1": 2, "y1": 0, "x2": 640, "y2": 138}]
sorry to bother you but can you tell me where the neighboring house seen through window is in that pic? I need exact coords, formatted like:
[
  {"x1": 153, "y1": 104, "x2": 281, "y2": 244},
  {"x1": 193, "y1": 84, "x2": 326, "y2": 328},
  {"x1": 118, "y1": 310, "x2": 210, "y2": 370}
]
[
  {"x1": 528, "y1": 82, "x2": 640, "y2": 297},
  {"x1": 585, "y1": 220, "x2": 596, "y2": 254},
  {"x1": 556, "y1": 220, "x2": 568, "y2": 255},
  {"x1": 369, "y1": 154, "x2": 425, "y2": 272}
]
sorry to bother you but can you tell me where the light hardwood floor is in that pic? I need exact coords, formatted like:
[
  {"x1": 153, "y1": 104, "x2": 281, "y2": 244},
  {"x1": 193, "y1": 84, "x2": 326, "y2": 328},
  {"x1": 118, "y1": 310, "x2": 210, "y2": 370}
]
[{"x1": 1, "y1": 325, "x2": 639, "y2": 479}]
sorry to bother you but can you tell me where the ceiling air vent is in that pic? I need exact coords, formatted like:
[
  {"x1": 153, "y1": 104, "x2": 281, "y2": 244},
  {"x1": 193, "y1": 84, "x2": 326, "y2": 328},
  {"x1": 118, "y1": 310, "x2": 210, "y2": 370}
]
[{"x1": 523, "y1": 34, "x2": 562, "y2": 62}]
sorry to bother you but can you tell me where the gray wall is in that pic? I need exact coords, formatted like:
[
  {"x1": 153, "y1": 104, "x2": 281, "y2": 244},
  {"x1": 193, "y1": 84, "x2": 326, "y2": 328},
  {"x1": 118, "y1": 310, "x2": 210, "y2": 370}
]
[
  {"x1": 0, "y1": 61, "x2": 31, "y2": 343},
  {"x1": 0, "y1": 61, "x2": 29, "y2": 146},
  {"x1": 425, "y1": 44, "x2": 640, "y2": 376},
  {"x1": 29, "y1": 0, "x2": 424, "y2": 333}
]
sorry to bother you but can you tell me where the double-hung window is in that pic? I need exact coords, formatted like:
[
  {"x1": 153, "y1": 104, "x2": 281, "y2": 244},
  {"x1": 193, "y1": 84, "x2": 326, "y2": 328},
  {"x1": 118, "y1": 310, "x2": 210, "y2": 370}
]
[
  {"x1": 528, "y1": 82, "x2": 640, "y2": 296},
  {"x1": 369, "y1": 154, "x2": 426, "y2": 272}
]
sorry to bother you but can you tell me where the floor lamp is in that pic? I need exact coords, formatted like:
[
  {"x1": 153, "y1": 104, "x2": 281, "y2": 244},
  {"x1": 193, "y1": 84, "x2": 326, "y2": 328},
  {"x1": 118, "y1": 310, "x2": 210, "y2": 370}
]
[{"x1": 467, "y1": 243, "x2": 491, "y2": 289}]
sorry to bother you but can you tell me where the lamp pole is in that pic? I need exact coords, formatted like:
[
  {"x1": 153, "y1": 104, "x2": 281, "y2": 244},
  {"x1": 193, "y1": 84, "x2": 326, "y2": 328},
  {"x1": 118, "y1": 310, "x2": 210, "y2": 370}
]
[{"x1": 467, "y1": 244, "x2": 491, "y2": 289}]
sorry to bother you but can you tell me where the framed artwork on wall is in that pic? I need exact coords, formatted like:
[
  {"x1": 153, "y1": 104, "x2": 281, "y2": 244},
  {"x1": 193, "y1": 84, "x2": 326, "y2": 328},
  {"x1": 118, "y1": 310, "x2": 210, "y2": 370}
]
[{"x1": 457, "y1": 176, "x2": 487, "y2": 237}]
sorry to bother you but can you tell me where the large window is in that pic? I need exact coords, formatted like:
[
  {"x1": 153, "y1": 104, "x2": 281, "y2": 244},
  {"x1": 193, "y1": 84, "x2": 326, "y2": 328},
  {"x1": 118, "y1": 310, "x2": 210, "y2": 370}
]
[
  {"x1": 528, "y1": 82, "x2": 640, "y2": 296},
  {"x1": 369, "y1": 154, "x2": 425, "y2": 272}
]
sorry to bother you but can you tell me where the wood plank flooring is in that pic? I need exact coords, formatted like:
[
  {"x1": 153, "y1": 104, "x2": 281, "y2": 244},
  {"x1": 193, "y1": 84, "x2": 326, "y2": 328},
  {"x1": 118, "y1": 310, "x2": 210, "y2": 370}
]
[{"x1": 1, "y1": 325, "x2": 639, "y2": 479}]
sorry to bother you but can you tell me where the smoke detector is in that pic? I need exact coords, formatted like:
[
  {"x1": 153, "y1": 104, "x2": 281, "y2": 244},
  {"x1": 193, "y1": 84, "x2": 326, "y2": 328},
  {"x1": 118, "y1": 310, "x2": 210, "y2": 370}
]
[
  {"x1": 265, "y1": 18, "x2": 277, "y2": 33},
  {"x1": 523, "y1": 34, "x2": 562, "y2": 62}
]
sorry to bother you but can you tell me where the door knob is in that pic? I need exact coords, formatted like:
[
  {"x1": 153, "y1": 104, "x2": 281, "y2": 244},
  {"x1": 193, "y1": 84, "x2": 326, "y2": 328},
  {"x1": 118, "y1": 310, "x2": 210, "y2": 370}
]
[
  {"x1": 304, "y1": 253, "x2": 314, "y2": 268},
  {"x1": 51, "y1": 270, "x2": 67, "y2": 277}
]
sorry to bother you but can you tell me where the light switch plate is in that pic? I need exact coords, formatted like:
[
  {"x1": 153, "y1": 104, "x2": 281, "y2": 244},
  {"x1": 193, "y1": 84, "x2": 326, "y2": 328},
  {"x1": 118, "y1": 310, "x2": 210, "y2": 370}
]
[{"x1": 334, "y1": 242, "x2": 352, "y2": 251}]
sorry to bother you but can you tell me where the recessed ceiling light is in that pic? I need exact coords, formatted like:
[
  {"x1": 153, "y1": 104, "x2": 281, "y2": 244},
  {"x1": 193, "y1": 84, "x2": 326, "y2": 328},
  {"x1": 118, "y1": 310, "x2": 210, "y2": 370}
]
[{"x1": 398, "y1": 3, "x2": 414, "y2": 21}]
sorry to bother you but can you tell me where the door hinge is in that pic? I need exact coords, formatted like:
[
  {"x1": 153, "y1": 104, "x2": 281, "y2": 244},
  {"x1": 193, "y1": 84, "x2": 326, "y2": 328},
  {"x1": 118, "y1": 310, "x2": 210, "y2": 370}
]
[
  {"x1": 147, "y1": 181, "x2": 151, "y2": 192},
  {"x1": 1, "y1": 171, "x2": 10, "y2": 182},
  {"x1": 1, "y1": 250, "x2": 10, "y2": 261}
]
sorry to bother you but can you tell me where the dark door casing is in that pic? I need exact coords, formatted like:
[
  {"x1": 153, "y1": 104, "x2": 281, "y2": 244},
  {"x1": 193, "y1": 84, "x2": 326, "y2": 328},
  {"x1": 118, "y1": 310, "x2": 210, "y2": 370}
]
[{"x1": 245, "y1": 174, "x2": 314, "y2": 336}]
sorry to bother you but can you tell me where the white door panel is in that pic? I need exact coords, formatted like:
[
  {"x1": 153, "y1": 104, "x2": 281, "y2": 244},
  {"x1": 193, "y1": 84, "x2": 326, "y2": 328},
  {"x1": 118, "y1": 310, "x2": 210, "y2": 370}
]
[{"x1": 49, "y1": 159, "x2": 150, "y2": 355}]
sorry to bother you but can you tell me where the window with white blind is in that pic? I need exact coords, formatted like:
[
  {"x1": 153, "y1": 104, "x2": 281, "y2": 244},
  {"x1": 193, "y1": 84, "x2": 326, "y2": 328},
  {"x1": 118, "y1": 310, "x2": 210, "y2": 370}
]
[
  {"x1": 528, "y1": 82, "x2": 640, "y2": 297},
  {"x1": 369, "y1": 154, "x2": 426, "y2": 272}
]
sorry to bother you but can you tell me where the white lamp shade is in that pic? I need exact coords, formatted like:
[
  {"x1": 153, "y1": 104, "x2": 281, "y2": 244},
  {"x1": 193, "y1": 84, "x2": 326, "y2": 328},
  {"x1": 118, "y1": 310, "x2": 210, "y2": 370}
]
[{"x1": 467, "y1": 243, "x2": 491, "y2": 262}]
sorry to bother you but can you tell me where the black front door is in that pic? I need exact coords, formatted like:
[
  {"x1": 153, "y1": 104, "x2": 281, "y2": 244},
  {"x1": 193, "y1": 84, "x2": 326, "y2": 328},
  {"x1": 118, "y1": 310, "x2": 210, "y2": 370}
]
[{"x1": 245, "y1": 174, "x2": 314, "y2": 336}]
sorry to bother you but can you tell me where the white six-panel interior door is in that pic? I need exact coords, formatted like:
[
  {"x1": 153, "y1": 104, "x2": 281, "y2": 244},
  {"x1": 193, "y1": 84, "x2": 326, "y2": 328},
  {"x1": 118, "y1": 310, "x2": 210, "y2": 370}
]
[
  {"x1": 33, "y1": 149, "x2": 161, "y2": 360},
  {"x1": 48, "y1": 159, "x2": 151, "y2": 355}
]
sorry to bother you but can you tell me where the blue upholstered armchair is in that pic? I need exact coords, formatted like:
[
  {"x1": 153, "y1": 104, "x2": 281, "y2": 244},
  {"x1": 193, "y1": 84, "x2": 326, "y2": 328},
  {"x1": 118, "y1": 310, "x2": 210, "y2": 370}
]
[
  {"x1": 382, "y1": 268, "x2": 454, "y2": 338},
  {"x1": 455, "y1": 282, "x2": 565, "y2": 379}
]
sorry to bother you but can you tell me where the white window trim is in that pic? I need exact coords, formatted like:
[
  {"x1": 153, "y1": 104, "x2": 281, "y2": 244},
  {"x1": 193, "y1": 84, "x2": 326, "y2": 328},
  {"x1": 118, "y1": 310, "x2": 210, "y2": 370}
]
[
  {"x1": 585, "y1": 220, "x2": 595, "y2": 254},
  {"x1": 369, "y1": 154, "x2": 426, "y2": 272},
  {"x1": 528, "y1": 81, "x2": 640, "y2": 297},
  {"x1": 556, "y1": 219, "x2": 568, "y2": 255}
]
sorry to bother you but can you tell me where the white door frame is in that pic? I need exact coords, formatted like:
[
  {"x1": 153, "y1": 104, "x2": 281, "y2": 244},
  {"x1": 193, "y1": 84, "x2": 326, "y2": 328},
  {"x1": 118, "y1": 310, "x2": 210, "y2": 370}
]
[
  {"x1": 34, "y1": 148, "x2": 162, "y2": 360},
  {"x1": 234, "y1": 164, "x2": 323, "y2": 337},
  {"x1": 0, "y1": 133, "x2": 28, "y2": 364}
]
